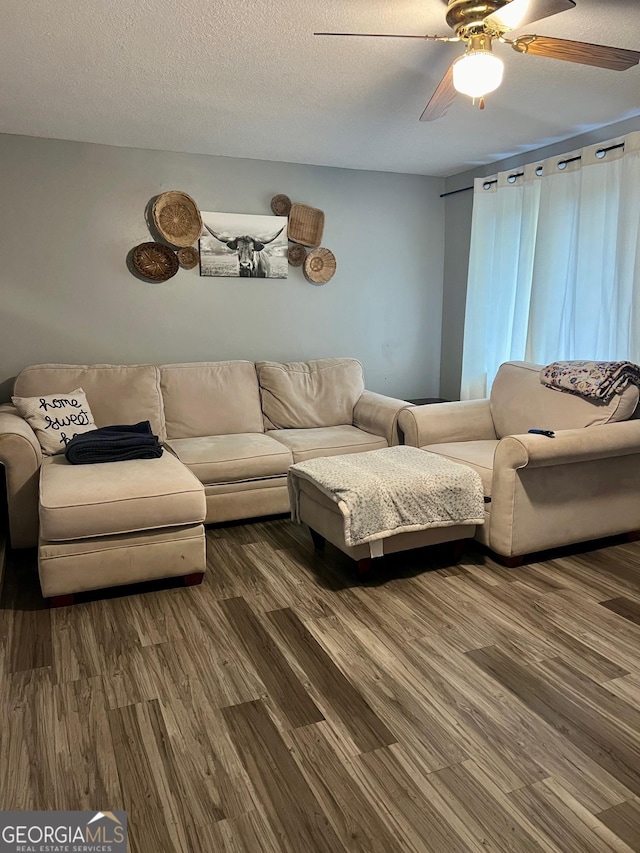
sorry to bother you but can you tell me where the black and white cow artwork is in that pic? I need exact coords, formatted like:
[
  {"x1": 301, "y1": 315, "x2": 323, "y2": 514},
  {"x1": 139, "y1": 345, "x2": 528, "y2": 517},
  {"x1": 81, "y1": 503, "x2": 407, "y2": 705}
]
[{"x1": 205, "y1": 225, "x2": 285, "y2": 278}]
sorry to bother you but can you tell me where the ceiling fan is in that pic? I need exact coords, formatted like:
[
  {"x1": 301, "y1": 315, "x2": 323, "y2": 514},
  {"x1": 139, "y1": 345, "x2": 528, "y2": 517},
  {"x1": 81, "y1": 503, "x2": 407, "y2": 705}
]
[{"x1": 314, "y1": 0, "x2": 640, "y2": 121}]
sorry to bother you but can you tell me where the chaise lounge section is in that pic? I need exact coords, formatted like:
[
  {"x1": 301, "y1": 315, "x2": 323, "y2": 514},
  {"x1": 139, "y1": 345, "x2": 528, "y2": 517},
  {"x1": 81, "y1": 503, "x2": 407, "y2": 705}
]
[{"x1": 38, "y1": 451, "x2": 207, "y2": 604}]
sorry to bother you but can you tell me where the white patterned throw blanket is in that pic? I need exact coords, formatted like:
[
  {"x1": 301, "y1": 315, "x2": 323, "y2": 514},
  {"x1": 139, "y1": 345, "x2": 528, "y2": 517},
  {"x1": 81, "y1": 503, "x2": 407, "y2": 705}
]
[
  {"x1": 288, "y1": 446, "x2": 484, "y2": 548},
  {"x1": 540, "y1": 360, "x2": 640, "y2": 403}
]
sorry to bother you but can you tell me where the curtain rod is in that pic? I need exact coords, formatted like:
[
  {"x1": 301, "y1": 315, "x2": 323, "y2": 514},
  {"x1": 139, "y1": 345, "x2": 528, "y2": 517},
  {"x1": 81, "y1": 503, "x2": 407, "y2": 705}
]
[{"x1": 439, "y1": 141, "x2": 626, "y2": 198}]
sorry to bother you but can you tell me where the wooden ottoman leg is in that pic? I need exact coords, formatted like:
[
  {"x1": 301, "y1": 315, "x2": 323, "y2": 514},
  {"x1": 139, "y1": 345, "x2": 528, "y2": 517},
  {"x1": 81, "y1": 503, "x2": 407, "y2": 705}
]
[
  {"x1": 451, "y1": 539, "x2": 465, "y2": 563},
  {"x1": 50, "y1": 593, "x2": 75, "y2": 608},
  {"x1": 309, "y1": 528, "x2": 326, "y2": 551},
  {"x1": 357, "y1": 557, "x2": 372, "y2": 578},
  {"x1": 183, "y1": 572, "x2": 205, "y2": 587}
]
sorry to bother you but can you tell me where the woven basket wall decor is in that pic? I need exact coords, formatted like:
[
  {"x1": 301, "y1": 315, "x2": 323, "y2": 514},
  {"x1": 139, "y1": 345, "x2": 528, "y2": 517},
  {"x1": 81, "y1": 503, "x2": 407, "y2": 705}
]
[
  {"x1": 131, "y1": 242, "x2": 179, "y2": 282},
  {"x1": 287, "y1": 243, "x2": 307, "y2": 267},
  {"x1": 152, "y1": 191, "x2": 203, "y2": 247},
  {"x1": 177, "y1": 246, "x2": 199, "y2": 270},
  {"x1": 304, "y1": 247, "x2": 336, "y2": 284},
  {"x1": 270, "y1": 194, "x2": 292, "y2": 216},
  {"x1": 288, "y1": 203, "x2": 325, "y2": 248}
]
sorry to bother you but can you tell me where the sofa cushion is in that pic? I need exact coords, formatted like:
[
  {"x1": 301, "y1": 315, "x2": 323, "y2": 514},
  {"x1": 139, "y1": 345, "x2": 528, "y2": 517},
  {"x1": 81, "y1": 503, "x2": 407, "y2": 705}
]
[
  {"x1": 160, "y1": 361, "x2": 264, "y2": 438},
  {"x1": 15, "y1": 364, "x2": 166, "y2": 442},
  {"x1": 11, "y1": 388, "x2": 96, "y2": 456},
  {"x1": 39, "y1": 451, "x2": 205, "y2": 541},
  {"x1": 267, "y1": 425, "x2": 387, "y2": 463},
  {"x1": 256, "y1": 358, "x2": 365, "y2": 429},
  {"x1": 422, "y1": 440, "x2": 498, "y2": 497},
  {"x1": 167, "y1": 433, "x2": 292, "y2": 485},
  {"x1": 490, "y1": 361, "x2": 639, "y2": 439}
]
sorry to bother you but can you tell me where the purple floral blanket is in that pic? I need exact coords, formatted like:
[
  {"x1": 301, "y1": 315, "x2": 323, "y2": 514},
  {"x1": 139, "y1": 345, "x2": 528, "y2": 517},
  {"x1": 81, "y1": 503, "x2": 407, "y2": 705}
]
[{"x1": 540, "y1": 360, "x2": 640, "y2": 403}]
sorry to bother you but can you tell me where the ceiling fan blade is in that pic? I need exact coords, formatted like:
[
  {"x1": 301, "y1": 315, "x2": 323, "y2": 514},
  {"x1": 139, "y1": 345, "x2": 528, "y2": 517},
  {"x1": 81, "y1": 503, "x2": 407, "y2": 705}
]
[
  {"x1": 420, "y1": 62, "x2": 457, "y2": 122},
  {"x1": 313, "y1": 32, "x2": 457, "y2": 41},
  {"x1": 513, "y1": 35, "x2": 640, "y2": 70},
  {"x1": 485, "y1": 0, "x2": 575, "y2": 34}
]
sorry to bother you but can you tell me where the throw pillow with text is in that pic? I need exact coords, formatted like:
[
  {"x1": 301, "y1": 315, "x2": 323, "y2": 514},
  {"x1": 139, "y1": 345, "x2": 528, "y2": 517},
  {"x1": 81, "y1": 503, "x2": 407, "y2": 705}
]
[{"x1": 12, "y1": 388, "x2": 96, "y2": 455}]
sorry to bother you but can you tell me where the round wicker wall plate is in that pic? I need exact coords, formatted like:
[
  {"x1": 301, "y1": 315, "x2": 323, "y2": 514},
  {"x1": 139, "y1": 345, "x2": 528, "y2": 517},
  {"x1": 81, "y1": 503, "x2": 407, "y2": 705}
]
[
  {"x1": 304, "y1": 247, "x2": 336, "y2": 284},
  {"x1": 152, "y1": 191, "x2": 203, "y2": 247},
  {"x1": 271, "y1": 194, "x2": 292, "y2": 216},
  {"x1": 287, "y1": 243, "x2": 306, "y2": 267},
  {"x1": 177, "y1": 246, "x2": 199, "y2": 270},
  {"x1": 132, "y1": 242, "x2": 179, "y2": 282}
]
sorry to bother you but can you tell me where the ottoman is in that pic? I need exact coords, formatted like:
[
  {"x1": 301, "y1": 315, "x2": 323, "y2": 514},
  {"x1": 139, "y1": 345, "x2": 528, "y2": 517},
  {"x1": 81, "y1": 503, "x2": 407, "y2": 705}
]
[
  {"x1": 38, "y1": 451, "x2": 207, "y2": 606},
  {"x1": 289, "y1": 446, "x2": 484, "y2": 576}
]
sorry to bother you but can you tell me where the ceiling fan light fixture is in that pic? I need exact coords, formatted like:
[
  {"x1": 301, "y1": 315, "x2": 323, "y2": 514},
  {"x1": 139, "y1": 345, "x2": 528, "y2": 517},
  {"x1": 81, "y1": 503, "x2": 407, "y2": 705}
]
[{"x1": 453, "y1": 38, "x2": 505, "y2": 98}]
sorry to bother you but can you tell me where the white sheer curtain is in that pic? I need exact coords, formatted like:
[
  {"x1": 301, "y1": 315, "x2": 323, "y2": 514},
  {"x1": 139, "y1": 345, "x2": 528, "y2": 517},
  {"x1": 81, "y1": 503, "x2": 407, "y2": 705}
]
[{"x1": 460, "y1": 131, "x2": 640, "y2": 400}]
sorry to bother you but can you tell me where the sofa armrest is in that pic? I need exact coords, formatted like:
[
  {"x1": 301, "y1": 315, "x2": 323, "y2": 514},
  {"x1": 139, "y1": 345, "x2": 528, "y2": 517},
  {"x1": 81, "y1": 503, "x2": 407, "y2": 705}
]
[
  {"x1": 0, "y1": 404, "x2": 42, "y2": 548},
  {"x1": 495, "y1": 420, "x2": 640, "y2": 471},
  {"x1": 398, "y1": 399, "x2": 496, "y2": 448},
  {"x1": 489, "y1": 420, "x2": 640, "y2": 558},
  {"x1": 353, "y1": 391, "x2": 412, "y2": 447}
]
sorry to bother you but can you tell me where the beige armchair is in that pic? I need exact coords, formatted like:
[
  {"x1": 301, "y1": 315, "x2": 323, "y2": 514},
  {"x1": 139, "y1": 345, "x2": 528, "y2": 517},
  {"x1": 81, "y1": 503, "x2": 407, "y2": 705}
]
[{"x1": 398, "y1": 361, "x2": 640, "y2": 564}]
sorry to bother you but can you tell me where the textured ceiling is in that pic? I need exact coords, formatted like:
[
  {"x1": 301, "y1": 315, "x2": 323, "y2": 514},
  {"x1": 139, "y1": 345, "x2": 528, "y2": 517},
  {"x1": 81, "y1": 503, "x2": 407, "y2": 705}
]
[{"x1": 1, "y1": 0, "x2": 639, "y2": 176}]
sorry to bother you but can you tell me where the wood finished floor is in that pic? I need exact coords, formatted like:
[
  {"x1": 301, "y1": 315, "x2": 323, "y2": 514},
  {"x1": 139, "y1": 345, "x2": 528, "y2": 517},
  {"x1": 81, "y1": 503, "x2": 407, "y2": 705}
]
[{"x1": 2, "y1": 521, "x2": 640, "y2": 852}]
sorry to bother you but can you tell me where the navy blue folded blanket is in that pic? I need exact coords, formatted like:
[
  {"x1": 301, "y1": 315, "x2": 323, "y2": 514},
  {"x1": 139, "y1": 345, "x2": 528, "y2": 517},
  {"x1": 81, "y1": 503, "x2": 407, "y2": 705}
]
[{"x1": 65, "y1": 420, "x2": 163, "y2": 465}]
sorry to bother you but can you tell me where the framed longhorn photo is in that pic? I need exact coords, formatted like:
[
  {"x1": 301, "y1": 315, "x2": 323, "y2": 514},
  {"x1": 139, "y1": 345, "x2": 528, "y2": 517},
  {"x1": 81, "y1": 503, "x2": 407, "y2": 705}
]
[{"x1": 199, "y1": 211, "x2": 288, "y2": 279}]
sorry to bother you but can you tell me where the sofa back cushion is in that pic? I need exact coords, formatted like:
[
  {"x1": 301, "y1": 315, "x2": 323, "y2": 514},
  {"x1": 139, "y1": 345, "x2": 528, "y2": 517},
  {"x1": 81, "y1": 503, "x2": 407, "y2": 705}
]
[
  {"x1": 256, "y1": 358, "x2": 365, "y2": 429},
  {"x1": 490, "y1": 361, "x2": 639, "y2": 438},
  {"x1": 160, "y1": 361, "x2": 264, "y2": 438},
  {"x1": 14, "y1": 364, "x2": 166, "y2": 441}
]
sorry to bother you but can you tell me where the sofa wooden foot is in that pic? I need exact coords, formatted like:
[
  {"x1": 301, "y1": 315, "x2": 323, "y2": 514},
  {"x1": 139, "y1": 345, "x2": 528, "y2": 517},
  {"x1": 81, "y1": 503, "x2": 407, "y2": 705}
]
[
  {"x1": 357, "y1": 557, "x2": 372, "y2": 578},
  {"x1": 309, "y1": 528, "x2": 326, "y2": 551},
  {"x1": 497, "y1": 554, "x2": 523, "y2": 569},
  {"x1": 183, "y1": 572, "x2": 205, "y2": 587},
  {"x1": 625, "y1": 530, "x2": 640, "y2": 543},
  {"x1": 50, "y1": 593, "x2": 75, "y2": 608}
]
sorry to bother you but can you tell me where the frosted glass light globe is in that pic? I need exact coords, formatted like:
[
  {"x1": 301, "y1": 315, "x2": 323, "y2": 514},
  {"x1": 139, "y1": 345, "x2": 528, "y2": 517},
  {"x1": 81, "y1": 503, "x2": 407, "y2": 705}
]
[{"x1": 453, "y1": 51, "x2": 505, "y2": 98}]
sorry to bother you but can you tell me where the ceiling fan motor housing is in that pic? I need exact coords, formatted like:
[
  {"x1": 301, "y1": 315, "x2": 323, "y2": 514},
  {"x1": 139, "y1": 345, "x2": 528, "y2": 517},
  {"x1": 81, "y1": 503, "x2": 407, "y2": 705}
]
[{"x1": 443, "y1": 0, "x2": 510, "y2": 38}]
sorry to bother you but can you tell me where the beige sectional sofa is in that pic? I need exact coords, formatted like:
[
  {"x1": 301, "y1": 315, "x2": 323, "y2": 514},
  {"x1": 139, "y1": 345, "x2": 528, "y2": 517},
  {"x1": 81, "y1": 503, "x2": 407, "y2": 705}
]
[
  {"x1": 399, "y1": 361, "x2": 640, "y2": 562},
  {"x1": 0, "y1": 357, "x2": 409, "y2": 600}
]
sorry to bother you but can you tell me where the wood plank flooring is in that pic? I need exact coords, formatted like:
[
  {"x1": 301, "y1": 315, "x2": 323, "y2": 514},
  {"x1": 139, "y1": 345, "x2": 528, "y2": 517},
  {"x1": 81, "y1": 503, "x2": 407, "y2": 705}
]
[{"x1": 2, "y1": 520, "x2": 640, "y2": 852}]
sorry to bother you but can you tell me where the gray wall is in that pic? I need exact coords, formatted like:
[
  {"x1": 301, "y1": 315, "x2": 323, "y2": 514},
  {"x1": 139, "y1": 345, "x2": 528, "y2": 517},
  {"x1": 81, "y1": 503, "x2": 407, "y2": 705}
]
[
  {"x1": 0, "y1": 134, "x2": 445, "y2": 401},
  {"x1": 439, "y1": 115, "x2": 640, "y2": 401}
]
